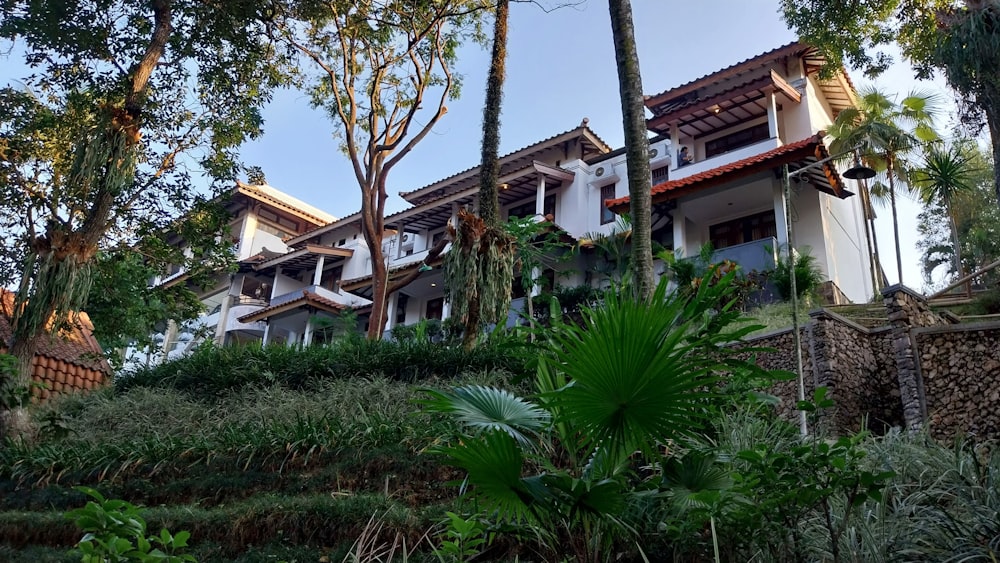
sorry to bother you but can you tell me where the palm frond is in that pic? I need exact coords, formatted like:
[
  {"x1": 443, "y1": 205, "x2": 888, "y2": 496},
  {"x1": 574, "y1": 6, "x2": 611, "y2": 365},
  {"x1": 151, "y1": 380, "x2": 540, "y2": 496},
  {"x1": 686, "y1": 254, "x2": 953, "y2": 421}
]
[{"x1": 420, "y1": 385, "x2": 549, "y2": 449}]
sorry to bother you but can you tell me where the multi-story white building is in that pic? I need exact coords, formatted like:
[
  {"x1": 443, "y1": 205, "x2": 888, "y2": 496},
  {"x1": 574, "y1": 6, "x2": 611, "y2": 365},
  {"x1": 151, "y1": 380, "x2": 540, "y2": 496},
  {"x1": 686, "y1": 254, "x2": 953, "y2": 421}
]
[{"x1": 140, "y1": 41, "x2": 876, "y2": 359}]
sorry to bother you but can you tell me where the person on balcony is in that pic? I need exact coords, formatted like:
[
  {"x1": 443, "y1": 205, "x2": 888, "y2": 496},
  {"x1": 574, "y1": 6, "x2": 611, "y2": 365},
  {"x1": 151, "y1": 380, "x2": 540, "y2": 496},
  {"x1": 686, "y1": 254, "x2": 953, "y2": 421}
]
[{"x1": 678, "y1": 146, "x2": 694, "y2": 166}]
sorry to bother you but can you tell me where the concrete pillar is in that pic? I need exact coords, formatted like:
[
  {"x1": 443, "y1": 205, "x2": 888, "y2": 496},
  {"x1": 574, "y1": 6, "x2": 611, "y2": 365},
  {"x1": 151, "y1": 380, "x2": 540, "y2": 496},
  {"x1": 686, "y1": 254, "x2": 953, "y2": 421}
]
[
  {"x1": 671, "y1": 206, "x2": 687, "y2": 256},
  {"x1": 262, "y1": 323, "x2": 271, "y2": 347},
  {"x1": 386, "y1": 292, "x2": 398, "y2": 330},
  {"x1": 270, "y1": 267, "x2": 282, "y2": 300},
  {"x1": 214, "y1": 274, "x2": 245, "y2": 345},
  {"x1": 286, "y1": 330, "x2": 297, "y2": 349},
  {"x1": 396, "y1": 223, "x2": 406, "y2": 259},
  {"x1": 303, "y1": 317, "x2": 314, "y2": 347},
  {"x1": 450, "y1": 203, "x2": 460, "y2": 228},
  {"x1": 312, "y1": 256, "x2": 325, "y2": 286},
  {"x1": 773, "y1": 180, "x2": 789, "y2": 248},
  {"x1": 670, "y1": 121, "x2": 680, "y2": 171},
  {"x1": 535, "y1": 175, "x2": 547, "y2": 217},
  {"x1": 766, "y1": 90, "x2": 779, "y2": 142},
  {"x1": 237, "y1": 212, "x2": 258, "y2": 260}
]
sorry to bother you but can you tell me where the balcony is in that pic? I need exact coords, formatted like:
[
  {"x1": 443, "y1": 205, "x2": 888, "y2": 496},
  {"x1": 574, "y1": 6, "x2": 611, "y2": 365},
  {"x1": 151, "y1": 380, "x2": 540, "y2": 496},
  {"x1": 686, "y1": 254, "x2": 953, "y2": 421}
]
[
  {"x1": 671, "y1": 137, "x2": 780, "y2": 182},
  {"x1": 712, "y1": 236, "x2": 779, "y2": 274},
  {"x1": 270, "y1": 284, "x2": 369, "y2": 309}
]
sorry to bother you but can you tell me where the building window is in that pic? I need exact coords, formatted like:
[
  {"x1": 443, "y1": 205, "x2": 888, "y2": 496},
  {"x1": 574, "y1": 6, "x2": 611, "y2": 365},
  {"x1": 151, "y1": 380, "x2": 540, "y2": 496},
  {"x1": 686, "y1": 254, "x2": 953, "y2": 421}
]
[
  {"x1": 600, "y1": 185, "x2": 616, "y2": 225},
  {"x1": 709, "y1": 210, "x2": 777, "y2": 249},
  {"x1": 425, "y1": 297, "x2": 444, "y2": 320},
  {"x1": 396, "y1": 293, "x2": 408, "y2": 325},
  {"x1": 508, "y1": 195, "x2": 556, "y2": 221},
  {"x1": 705, "y1": 122, "x2": 771, "y2": 158},
  {"x1": 651, "y1": 165, "x2": 669, "y2": 184}
]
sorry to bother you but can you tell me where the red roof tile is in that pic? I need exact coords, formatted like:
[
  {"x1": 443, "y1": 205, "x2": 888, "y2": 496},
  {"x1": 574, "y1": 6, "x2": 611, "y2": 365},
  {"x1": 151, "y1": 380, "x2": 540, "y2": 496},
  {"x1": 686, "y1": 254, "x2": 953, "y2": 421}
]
[
  {"x1": 0, "y1": 290, "x2": 111, "y2": 400},
  {"x1": 606, "y1": 134, "x2": 846, "y2": 211}
]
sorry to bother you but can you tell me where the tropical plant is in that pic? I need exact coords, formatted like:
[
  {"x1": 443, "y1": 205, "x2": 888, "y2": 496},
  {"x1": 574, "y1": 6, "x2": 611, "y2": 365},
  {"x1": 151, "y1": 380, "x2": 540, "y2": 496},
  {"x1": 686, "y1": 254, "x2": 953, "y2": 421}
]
[
  {"x1": 770, "y1": 246, "x2": 825, "y2": 302},
  {"x1": 827, "y1": 86, "x2": 940, "y2": 285},
  {"x1": 423, "y1": 273, "x2": 774, "y2": 561},
  {"x1": 66, "y1": 487, "x2": 196, "y2": 562},
  {"x1": 578, "y1": 214, "x2": 635, "y2": 288},
  {"x1": 608, "y1": 0, "x2": 654, "y2": 300},
  {"x1": 505, "y1": 215, "x2": 573, "y2": 331},
  {"x1": 911, "y1": 142, "x2": 981, "y2": 280}
]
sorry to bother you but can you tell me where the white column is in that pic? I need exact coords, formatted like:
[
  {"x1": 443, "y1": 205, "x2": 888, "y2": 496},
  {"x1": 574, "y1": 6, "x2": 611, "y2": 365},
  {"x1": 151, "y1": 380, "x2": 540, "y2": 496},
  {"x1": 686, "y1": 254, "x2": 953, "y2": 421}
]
[
  {"x1": 286, "y1": 330, "x2": 297, "y2": 348},
  {"x1": 262, "y1": 323, "x2": 271, "y2": 347},
  {"x1": 530, "y1": 267, "x2": 542, "y2": 297},
  {"x1": 237, "y1": 212, "x2": 257, "y2": 260},
  {"x1": 670, "y1": 121, "x2": 680, "y2": 171},
  {"x1": 450, "y1": 203, "x2": 459, "y2": 228},
  {"x1": 773, "y1": 180, "x2": 789, "y2": 248},
  {"x1": 535, "y1": 175, "x2": 546, "y2": 218},
  {"x1": 442, "y1": 298, "x2": 451, "y2": 321},
  {"x1": 303, "y1": 318, "x2": 314, "y2": 347},
  {"x1": 396, "y1": 223, "x2": 406, "y2": 259},
  {"x1": 386, "y1": 292, "x2": 398, "y2": 330},
  {"x1": 671, "y1": 206, "x2": 687, "y2": 257},
  {"x1": 270, "y1": 267, "x2": 282, "y2": 300},
  {"x1": 312, "y1": 256, "x2": 325, "y2": 286},
  {"x1": 766, "y1": 90, "x2": 779, "y2": 142}
]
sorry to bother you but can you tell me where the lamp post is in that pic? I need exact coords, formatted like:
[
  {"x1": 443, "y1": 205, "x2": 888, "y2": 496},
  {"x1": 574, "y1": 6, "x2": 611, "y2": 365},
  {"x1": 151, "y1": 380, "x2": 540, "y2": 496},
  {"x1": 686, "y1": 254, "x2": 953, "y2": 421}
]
[{"x1": 783, "y1": 151, "x2": 874, "y2": 436}]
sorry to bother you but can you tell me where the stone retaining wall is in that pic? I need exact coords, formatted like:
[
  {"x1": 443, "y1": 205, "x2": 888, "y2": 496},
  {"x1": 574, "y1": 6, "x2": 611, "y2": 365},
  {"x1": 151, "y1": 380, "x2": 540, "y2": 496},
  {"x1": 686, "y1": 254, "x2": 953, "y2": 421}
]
[
  {"x1": 737, "y1": 285, "x2": 999, "y2": 440},
  {"x1": 916, "y1": 323, "x2": 1000, "y2": 441}
]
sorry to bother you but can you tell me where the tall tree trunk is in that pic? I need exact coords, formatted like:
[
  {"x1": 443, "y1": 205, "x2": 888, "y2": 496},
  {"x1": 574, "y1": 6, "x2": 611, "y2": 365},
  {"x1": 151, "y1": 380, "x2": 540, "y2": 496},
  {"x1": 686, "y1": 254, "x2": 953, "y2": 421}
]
[
  {"x1": 460, "y1": 0, "x2": 512, "y2": 350},
  {"x1": 986, "y1": 103, "x2": 1000, "y2": 208},
  {"x1": 366, "y1": 241, "x2": 389, "y2": 340},
  {"x1": 478, "y1": 0, "x2": 508, "y2": 230},
  {"x1": 948, "y1": 206, "x2": 965, "y2": 278},
  {"x1": 608, "y1": 0, "x2": 653, "y2": 300},
  {"x1": 886, "y1": 161, "x2": 904, "y2": 286}
]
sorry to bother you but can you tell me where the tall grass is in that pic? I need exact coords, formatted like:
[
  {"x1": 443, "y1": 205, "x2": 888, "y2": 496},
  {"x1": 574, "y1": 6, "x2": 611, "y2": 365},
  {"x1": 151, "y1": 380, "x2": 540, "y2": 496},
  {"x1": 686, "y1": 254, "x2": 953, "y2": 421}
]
[{"x1": 1, "y1": 376, "x2": 489, "y2": 491}]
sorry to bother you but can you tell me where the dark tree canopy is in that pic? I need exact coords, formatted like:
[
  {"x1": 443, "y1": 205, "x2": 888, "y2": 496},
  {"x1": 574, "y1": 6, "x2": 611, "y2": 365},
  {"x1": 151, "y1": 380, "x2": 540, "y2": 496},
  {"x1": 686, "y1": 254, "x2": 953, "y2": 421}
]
[{"x1": 0, "y1": 0, "x2": 286, "y2": 387}]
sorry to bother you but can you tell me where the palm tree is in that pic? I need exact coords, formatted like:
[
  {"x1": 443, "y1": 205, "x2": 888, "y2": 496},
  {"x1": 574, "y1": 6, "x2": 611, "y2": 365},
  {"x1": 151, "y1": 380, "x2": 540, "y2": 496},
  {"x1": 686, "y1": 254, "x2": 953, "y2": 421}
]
[
  {"x1": 912, "y1": 143, "x2": 980, "y2": 280},
  {"x1": 608, "y1": 0, "x2": 654, "y2": 300},
  {"x1": 444, "y1": 0, "x2": 515, "y2": 349},
  {"x1": 828, "y1": 87, "x2": 940, "y2": 286}
]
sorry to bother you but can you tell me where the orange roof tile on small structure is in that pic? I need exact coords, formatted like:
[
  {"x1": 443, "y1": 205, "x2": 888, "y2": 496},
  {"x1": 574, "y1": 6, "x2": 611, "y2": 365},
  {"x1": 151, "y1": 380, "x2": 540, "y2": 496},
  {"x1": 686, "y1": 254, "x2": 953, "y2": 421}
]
[
  {"x1": 0, "y1": 290, "x2": 112, "y2": 401},
  {"x1": 606, "y1": 133, "x2": 849, "y2": 213}
]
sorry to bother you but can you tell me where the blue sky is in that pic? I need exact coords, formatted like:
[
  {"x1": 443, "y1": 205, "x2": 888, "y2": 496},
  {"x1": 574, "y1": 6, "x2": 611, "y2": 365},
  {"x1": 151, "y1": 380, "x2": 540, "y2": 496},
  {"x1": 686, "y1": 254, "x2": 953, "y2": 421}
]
[{"x1": 0, "y1": 0, "x2": 952, "y2": 289}]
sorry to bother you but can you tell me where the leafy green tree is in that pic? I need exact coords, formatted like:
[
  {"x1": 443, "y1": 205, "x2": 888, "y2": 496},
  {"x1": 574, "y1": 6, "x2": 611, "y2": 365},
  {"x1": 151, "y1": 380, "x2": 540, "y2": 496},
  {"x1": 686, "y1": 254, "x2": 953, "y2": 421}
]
[
  {"x1": 608, "y1": 0, "x2": 654, "y2": 301},
  {"x1": 916, "y1": 144, "x2": 1000, "y2": 285},
  {"x1": 827, "y1": 86, "x2": 939, "y2": 285},
  {"x1": 0, "y1": 1, "x2": 283, "y2": 422},
  {"x1": 780, "y1": 0, "x2": 1000, "y2": 207},
  {"x1": 423, "y1": 274, "x2": 772, "y2": 561},
  {"x1": 265, "y1": 0, "x2": 488, "y2": 340},
  {"x1": 911, "y1": 142, "x2": 981, "y2": 279}
]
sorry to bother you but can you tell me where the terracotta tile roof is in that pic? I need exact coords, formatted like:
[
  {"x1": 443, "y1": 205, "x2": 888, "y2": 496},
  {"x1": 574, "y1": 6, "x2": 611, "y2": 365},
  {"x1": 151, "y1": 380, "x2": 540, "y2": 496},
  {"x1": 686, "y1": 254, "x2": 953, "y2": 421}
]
[
  {"x1": 606, "y1": 133, "x2": 848, "y2": 212},
  {"x1": 237, "y1": 290, "x2": 347, "y2": 323},
  {"x1": 0, "y1": 290, "x2": 111, "y2": 401},
  {"x1": 645, "y1": 42, "x2": 807, "y2": 109}
]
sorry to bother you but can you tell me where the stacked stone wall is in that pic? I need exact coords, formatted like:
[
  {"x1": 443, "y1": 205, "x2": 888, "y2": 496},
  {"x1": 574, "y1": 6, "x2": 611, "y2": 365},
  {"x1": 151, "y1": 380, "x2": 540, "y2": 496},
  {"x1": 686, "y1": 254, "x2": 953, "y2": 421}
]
[
  {"x1": 737, "y1": 328, "x2": 814, "y2": 421},
  {"x1": 916, "y1": 324, "x2": 1000, "y2": 441},
  {"x1": 732, "y1": 286, "x2": 1000, "y2": 440}
]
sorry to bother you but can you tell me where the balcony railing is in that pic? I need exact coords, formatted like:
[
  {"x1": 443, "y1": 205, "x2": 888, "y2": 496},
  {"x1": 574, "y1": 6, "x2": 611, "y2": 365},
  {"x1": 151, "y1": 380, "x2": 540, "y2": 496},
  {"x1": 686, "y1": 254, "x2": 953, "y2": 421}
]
[
  {"x1": 672, "y1": 138, "x2": 780, "y2": 182},
  {"x1": 711, "y1": 236, "x2": 779, "y2": 273}
]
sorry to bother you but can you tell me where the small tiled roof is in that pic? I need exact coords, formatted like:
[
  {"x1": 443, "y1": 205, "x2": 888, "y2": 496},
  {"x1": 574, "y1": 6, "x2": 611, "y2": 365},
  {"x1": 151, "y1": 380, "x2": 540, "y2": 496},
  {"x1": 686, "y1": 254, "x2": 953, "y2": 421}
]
[
  {"x1": 0, "y1": 290, "x2": 111, "y2": 401},
  {"x1": 237, "y1": 290, "x2": 347, "y2": 323},
  {"x1": 606, "y1": 133, "x2": 849, "y2": 212}
]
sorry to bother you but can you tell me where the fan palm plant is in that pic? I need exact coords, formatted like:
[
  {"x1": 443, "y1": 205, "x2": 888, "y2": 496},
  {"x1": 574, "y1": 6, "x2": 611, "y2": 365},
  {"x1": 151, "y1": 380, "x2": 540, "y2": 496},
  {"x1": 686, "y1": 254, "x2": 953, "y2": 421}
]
[
  {"x1": 828, "y1": 87, "x2": 940, "y2": 286},
  {"x1": 422, "y1": 272, "x2": 774, "y2": 561},
  {"x1": 911, "y1": 143, "x2": 981, "y2": 280}
]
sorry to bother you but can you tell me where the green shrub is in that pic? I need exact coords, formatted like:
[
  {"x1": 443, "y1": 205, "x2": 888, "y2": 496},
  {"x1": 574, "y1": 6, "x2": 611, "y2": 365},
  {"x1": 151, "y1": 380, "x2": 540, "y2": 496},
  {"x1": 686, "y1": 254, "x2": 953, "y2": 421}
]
[
  {"x1": 115, "y1": 338, "x2": 530, "y2": 395},
  {"x1": 771, "y1": 246, "x2": 824, "y2": 301}
]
